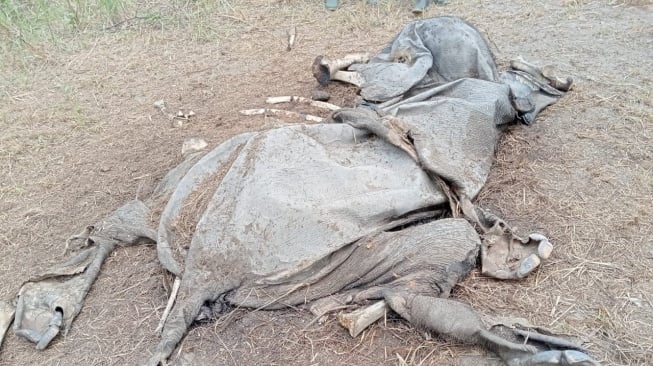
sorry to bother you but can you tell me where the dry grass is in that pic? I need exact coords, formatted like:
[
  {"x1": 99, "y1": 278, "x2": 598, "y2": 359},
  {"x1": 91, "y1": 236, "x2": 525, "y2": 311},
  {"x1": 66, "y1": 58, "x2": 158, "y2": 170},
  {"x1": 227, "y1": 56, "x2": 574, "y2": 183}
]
[{"x1": 1, "y1": 0, "x2": 652, "y2": 365}]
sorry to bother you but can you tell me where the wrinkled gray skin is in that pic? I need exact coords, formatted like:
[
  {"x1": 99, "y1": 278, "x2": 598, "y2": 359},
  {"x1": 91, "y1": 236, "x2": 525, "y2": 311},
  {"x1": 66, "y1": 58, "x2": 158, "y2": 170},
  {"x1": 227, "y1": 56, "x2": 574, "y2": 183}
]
[
  {"x1": 6, "y1": 17, "x2": 598, "y2": 366},
  {"x1": 351, "y1": 17, "x2": 499, "y2": 101}
]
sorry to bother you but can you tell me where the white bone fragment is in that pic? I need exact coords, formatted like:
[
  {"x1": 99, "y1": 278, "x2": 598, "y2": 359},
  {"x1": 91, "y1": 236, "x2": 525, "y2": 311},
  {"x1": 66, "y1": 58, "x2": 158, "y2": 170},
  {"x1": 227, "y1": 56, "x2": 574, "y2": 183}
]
[
  {"x1": 265, "y1": 96, "x2": 340, "y2": 111},
  {"x1": 338, "y1": 300, "x2": 388, "y2": 337},
  {"x1": 240, "y1": 108, "x2": 323, "y2": 123}
]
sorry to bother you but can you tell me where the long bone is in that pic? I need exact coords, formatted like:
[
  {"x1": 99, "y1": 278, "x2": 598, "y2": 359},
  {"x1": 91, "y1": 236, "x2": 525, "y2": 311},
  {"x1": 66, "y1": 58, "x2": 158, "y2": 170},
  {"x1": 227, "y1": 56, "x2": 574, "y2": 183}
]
[{"x1": 312, "y1": 53, "x2": 370, "y2": 87}]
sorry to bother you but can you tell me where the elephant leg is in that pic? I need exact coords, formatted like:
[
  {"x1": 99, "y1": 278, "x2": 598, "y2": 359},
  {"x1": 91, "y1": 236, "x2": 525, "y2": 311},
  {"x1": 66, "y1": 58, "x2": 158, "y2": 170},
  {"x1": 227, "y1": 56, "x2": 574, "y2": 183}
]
[
  {"x1": 145, "y1": 264, "x2": 240, "y2": 366},
  {"x1": 383, "y1": 292, "x2": 599, "y2": 366},
  {"x1": 12, "y1": 200, "x2": 156, "y2": 351},
  {"x1": 145, "y1": 289, "x2": 214, "y2": 366},
  {"x1": 384, "y1": 292, "x2": 535, "y2": 353}
]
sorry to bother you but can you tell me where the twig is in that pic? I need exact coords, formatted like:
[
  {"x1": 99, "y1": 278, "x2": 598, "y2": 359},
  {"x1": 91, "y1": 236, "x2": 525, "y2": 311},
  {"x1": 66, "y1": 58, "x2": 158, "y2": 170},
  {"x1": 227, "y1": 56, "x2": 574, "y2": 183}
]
[
  {"x1": 286, "y1": 26, "x2": 296, "y2": 51},
  {"x1": 216, "y1": 333, "x2": 237, "y2": 366},
  {"x1": 549, "y1": 303, "x2": 575, "y2": 327},
  {"x1": 155, "y1": 276, "x2": 181, "y2": 334}
]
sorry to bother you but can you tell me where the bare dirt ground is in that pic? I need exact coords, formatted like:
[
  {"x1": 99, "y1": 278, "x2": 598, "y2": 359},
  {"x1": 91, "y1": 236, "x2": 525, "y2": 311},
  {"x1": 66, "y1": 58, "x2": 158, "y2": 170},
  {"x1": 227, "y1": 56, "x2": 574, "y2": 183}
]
[{"x1": 0, "y1": 1, "x2": 651, "y2": 365}]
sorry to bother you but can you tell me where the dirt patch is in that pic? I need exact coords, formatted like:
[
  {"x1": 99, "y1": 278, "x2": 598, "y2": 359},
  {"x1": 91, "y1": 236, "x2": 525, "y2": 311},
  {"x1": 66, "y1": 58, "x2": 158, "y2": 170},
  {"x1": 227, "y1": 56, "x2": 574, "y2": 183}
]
[{"x1": 0, "y1": 1, "x2": 651, "y2": 365}]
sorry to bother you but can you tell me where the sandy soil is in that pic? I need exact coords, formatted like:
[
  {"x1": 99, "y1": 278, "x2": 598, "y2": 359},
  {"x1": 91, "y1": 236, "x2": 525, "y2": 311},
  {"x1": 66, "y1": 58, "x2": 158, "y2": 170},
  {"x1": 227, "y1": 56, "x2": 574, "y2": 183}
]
[{"x1": 0, "y1": 1, "x2": 651, "y2": 365}]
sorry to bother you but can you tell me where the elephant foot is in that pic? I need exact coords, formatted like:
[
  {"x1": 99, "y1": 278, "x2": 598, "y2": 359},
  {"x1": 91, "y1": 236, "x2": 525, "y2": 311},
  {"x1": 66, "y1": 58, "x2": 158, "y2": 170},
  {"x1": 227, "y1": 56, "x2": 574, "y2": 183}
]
[
  {"x1": 479, "y1": 213, "x2": 553, "y2": 280},
  {"x1": 518, "y1": 350, "x2": 599, "y2": 366},
  {"x1": 13, "y1": 241, "x2": 115, "y2": 350},
  {"x1": 501, "y1": 57, "x2": 573, "y2": 125},
  {"x1": 13, "y1": 200, "x2": 155, "y2": 350},
  {"x1": 383, "y1": 293, "x2": 600, "y2": 366}
]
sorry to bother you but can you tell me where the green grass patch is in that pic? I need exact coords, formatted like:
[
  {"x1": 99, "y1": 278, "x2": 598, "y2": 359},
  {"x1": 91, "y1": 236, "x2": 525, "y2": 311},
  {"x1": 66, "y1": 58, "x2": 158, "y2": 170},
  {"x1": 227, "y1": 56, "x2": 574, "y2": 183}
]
[
  {"x1": 0, "y1": 0, "x2": 249, "y2": 61},
  {"x1": 0, "y1": 0, "x2": 129, "y2": 40},
  {"x1": 0, "y1": 0, "x2": 132, "y2": 66}
]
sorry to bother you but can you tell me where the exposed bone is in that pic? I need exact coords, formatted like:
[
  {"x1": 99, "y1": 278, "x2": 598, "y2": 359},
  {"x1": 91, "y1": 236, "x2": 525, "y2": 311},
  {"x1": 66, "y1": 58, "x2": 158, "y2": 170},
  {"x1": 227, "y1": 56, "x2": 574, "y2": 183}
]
[
  {"x1": 173, "y1": 110, "x2": 195, "y2": 121},
  {"x1": 331, "y1": 71, "x2": 365, "y2": 88},
  {"x1": 239, "y1": 108, "x2": 323, "y2": 123},
  {"x1": 510, "y1": 56, "x2": 573, "y2": 92},
  {"x1": 303, "y1": 305, "x2": 353, "y2": 331},
  {"x1": 266, "y1": 96, "x2": 340, "y2": 111},
  {"x1": 312, "y1": 53, "x2": 370, "y2": 86},
  {"x1": 530, "y1": 233, "x2": 553, "y2": 259},
  {"x1": 0, "y1": 301, "x2": 14, "y2": 349},
  {"x1": 542, "y1": 65, "x2": 574, "y2": 92},
  {"x1": 155, "y1": 276, "x2": 181, "y2": 334},
  {"x1": 338, "y1": 300, "x2": 388, "y2": 337}
]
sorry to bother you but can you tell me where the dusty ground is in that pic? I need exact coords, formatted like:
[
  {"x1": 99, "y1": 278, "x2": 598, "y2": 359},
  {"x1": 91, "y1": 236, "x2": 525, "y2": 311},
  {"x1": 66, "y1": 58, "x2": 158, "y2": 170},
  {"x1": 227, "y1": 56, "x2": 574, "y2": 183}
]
[{"x1": 0, "y1": 0, "x2": 651, "y2": 365}]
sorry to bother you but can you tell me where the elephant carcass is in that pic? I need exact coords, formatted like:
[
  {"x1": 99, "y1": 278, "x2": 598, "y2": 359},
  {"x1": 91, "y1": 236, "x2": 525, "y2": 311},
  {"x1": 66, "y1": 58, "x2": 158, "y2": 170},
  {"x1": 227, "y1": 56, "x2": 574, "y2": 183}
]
[{"x1": 6, "y1": 16, "x2": 596, "y2": 366}]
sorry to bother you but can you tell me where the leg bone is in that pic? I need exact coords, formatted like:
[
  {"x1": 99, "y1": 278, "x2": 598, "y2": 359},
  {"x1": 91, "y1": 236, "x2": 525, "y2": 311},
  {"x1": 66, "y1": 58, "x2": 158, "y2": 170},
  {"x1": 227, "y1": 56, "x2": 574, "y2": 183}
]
[
  {"x1": 312, "y1": 53, "x2": 370, "y2": 86},
  {"x1": 338, "y1": 300, "x2": 388, "y2": 337},
  {"x1": 384, "y1": 293, "x2": 537, "y2": 355}
]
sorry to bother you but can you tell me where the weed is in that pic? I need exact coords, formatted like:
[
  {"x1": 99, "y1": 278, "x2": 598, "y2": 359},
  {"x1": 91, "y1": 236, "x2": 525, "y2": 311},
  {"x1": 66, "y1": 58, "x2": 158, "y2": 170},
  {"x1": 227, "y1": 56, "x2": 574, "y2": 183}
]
[{"x1": 0, "y1": 0, "x2": 131, "y2": 52}]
